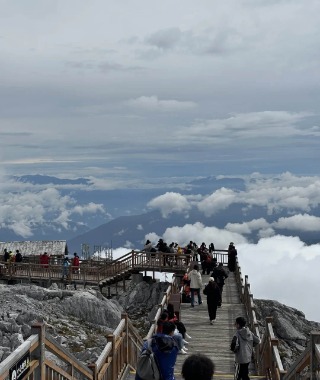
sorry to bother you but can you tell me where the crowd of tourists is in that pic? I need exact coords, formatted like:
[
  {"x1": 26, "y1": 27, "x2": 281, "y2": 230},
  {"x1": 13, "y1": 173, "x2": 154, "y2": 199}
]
[
  {"x1": 136, "y1": 240, "x2": 260, "y2": 380},
  {"x1": 1, "y1": 249, "x2": 80, "y2": 279}
]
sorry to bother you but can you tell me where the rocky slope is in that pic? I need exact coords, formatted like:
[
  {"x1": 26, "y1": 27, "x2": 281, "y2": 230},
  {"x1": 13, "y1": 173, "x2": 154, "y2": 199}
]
[
  {"x1": 0, "y1": 280, "x2": 167, "y2": 364},
  {"x1": 0, "y1": 281, "x2": 319, "y2": 372},
  {"x1": 254, "y1": 299, "x2": 320, "y2": 370}
]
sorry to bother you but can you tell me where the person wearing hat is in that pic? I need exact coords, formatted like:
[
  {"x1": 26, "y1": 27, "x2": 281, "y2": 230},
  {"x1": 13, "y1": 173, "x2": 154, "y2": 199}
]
[{"x1": 203, "y1": 277, "x2": 221, "y2": 324}]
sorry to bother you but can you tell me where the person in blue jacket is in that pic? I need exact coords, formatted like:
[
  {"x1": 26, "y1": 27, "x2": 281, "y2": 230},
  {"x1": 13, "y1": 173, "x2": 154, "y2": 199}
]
[{"x1": 135, "y1": 321, "x2": 179, "y2": 380}]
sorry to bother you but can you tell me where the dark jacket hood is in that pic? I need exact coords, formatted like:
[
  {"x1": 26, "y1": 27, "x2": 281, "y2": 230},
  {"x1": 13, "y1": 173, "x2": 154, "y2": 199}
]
[{"x1": 153, "y1": 335, "x2": 177, "y2": 353}]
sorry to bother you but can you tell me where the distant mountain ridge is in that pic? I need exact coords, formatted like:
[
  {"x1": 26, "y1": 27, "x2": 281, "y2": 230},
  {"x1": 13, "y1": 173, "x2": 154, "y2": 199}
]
[
  {"x1": 4, "y1": 174, "x2": 320, "y2": 252},
  {"x1": 13, "y1": 174, "x2": 91, "y2": 186}
]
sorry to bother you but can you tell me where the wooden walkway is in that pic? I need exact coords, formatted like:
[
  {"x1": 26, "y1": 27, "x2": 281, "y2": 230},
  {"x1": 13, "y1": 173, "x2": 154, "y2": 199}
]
[
  {"x1": 128, "y1": 269, "x2": 258, "y2": 380},
  {"x1": 174, "y1": 271, "x2": 256, "y2": 379}
]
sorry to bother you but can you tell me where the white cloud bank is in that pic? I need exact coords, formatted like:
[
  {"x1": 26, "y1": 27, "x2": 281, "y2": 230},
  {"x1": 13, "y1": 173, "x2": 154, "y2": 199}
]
[
  {"x1": 111, "y1": 231, "x2": 320, "y2": 322},
  {"x1": 238, "y1": 237, "x2": 320, "y2": 322},
  {"x1": 148, "y1": 173, "x2": 320, "y2": 219},
  {"x1": 0, "y1": 188, "x2": 105, "y2": 237}
]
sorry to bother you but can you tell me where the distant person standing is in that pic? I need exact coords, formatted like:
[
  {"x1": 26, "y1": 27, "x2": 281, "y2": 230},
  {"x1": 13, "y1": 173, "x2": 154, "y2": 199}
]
[
  {"x1": 188, "y1": 264, "x2": 203, "y2": 307},
  {"x1": 15, "y1": 249, "x2": 23, "y2": 271},
  {"x1": 8, "y1": 251, "x2": 16, "y2": 273},
  {"x1": 72, "y1": 252, "x2": 80, "y2": 273},
  {"x1": 203, "y1": 277, "x2": 221, "y2": 324},
  {"x1": 15, "y1": 250, "x2": 23, "y2": 263},
  {"x1": 40, "y1": 252, "x2": 50, "y2": 268},
  {"x1": 3, "y1": 248, "x2": 10, "y2": 262},
  {"x1": 142, "y1": 239, "x2": 156, "y2": 260},
  {"x1": 212, "y1": 263, "x2": 228, "y2": 299},
  {"x1": 62, "y1": 257, "x2": 70, "y2": 279},
  {"x1": 231, "y1": 317, "x2": 260, "y2": 380},
  {"x1": 228, "y1": 242, "x2": 237, "y2": 272}
]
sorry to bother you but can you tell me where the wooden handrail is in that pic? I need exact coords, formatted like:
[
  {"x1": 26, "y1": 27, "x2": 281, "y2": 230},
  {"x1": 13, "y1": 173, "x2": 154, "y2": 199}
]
[
  {"x1": 234, "y1": 258, "x2": 320, "y2": 380},
  {"x1": 45, "y1": 333, "x2": 93, "y2": 379},
  {"x1": 0, "y1": 334, "x2": 39, "y2": 379},
  {"x1": 234, "y1": 260, "x2": 286, "y2": 380},
  {"x1": 283, "y1": 331, "x2": 320, "y2": 380}
]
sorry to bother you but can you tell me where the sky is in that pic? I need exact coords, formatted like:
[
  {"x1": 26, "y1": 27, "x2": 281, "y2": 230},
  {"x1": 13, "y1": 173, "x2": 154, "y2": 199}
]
[
  {"x1": 0, "y1": 1, "x2": 320, "y2": 321},
  {"x1": 1, "y1": 0, "x2": 320, "y2": 179}
]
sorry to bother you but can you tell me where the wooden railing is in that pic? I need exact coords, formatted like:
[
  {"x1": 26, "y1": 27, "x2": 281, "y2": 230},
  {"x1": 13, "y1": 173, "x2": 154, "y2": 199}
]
[
  {"x1": 283, "y1": 331, "x2": 320, "y2": 380},
  {"x1": 0, "y1": 315, "x2": 143, "y2": 380},
  {"x1": 0, "y1": 259, "x2": 179, "y2": 380},
  {"x1": 0, "y1": 251, "x2": 191, "y2": 287},
  {"x1": 144, "y1": 273, "x2": 182, "y2": 340},
  {"x1": 3, "y1": 249, "x2": 319, "y2": 380},
  {"x1": 234, "y1": 258, "x2": 285, "y2": 380},
  {"x1": 234, "y1": 259, "x2": 320, "y2": 380}
]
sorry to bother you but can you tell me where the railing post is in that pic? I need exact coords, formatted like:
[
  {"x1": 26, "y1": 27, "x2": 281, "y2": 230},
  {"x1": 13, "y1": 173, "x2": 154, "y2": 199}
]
[
  {"x1": 265, "y1": 317, "x2": 273, "y2": 377},
  {"x1": 28, "y1": 263, "x2": 31, "y2": 282},
  {"x1": 122, "y1": 313, "x2": 129, "y2": 364},
  {"x1": 131, "y1": 250, "x2": 135, "y2": 269},
  {"x1": 108, "y1": 334, "x2": 117, "y2": 380},
  {"x1": 31, "y1": 322, "x2": 46, "y2": 380},
  {"x1": 88, "y1": 362, "x2": 97, "y2": 380},
  {"x1": 310, "y1": 331, "x2": 320, "y2": 380}
]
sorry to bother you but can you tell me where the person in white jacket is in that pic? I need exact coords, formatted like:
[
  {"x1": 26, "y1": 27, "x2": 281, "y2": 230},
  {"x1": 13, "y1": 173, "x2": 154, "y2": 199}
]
[{"x1": 187, "y1": 264, "x2": 203, "y2": 307}]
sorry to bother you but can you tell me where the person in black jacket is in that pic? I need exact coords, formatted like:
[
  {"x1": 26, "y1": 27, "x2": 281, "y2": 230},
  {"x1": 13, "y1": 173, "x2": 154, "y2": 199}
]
[
  {"x1": 228, "y1": 242, "x2": 237, "y2": 272},
  {"x1": 212, "y1": 263, "x2": 228, "y2": 298},
  {"x1": 203, "y1": 277, "x2": 221, "y2": 324},
  {"x1": 15, "y1": 250, "x2": 23, "y2": 263},
  {"x1": 3, "y1": 248, "x2": 10, "y2": 262}
]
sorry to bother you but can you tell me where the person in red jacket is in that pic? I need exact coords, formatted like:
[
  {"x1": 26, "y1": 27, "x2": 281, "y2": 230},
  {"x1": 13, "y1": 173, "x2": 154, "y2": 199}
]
[
  {"x1": 72, "y1": 252, "x2": 80, "y2": 273},
  {"x1": 40, "y1": 252, "x2": 50, "y2": 268}
]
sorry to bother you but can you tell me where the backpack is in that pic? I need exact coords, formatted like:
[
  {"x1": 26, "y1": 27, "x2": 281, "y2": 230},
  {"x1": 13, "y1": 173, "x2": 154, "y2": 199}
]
[{"x1": 136, "y1": 339, "x2": 161, "y2": 380}]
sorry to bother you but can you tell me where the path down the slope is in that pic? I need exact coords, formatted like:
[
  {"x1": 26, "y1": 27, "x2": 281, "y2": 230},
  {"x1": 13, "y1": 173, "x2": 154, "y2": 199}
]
[
  {"x1": 128, "y1": 270, "x2": 260, "y2": 380},
  {"x1": 174, "y1": 271, "x2": 257, "y2": 379}
]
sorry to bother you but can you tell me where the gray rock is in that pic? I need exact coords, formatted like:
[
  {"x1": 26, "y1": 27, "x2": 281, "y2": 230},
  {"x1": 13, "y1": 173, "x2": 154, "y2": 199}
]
[
  {"x1": 255, "y1": 299, "x2": 320, "y2": 369},
  {"x1": 10, "y1": 333, "x2": 24, "y2": 350}
]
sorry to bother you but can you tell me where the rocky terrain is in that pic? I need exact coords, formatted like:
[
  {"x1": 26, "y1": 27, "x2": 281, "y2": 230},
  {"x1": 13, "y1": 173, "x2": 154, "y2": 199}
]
[
  {"x1": 254, "y1": 299, "x2": 320, "y2": 369},
  {"x1": 0, "y1": 280, "x2": 167, "y2": 364},
  {"x1": 0, "y1": 280, "x2": 319, "y2": 372}
]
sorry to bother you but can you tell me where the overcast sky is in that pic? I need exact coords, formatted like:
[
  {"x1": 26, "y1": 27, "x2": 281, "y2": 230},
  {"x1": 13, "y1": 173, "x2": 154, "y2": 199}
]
[
  {"x1": 1, "y1": 0, "x2": 320, "y2": 179},
  {"x1": 1, "y1": 1, "x2": 320, "y2": 321}
]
